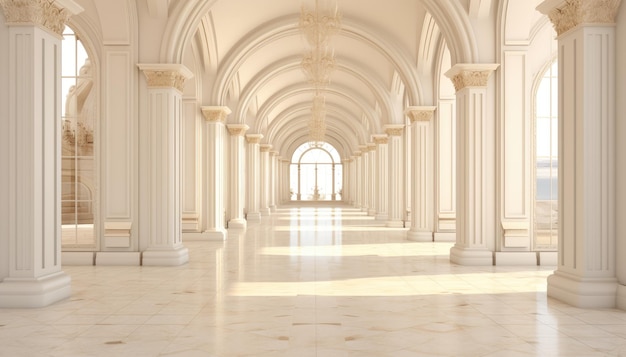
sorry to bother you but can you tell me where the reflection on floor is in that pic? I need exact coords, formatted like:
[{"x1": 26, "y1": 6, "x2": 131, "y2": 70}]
[{"x1": 1, "y1": 205, "x2": 626, "y2": 356}]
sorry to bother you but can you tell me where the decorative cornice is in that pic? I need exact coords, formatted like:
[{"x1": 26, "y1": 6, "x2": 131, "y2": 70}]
[
  {"x1": 138, "y1": 64, "x2": 193, "y2": 93},
  {"x1": 406, "y1": 106, "x2": 437, "y2": 123},
  {"x1": 227, "y1": 124, "x2": 249, "y2": 136},
  {"x1": 444, "y1": 64, "x2": 499, "y2": 92},
  {"x1": 246, "y1": 134, "x2": 263, "y2": 144},
  {"x1": 201, "y1": 106, "x2": 231, "y2": 123},
  {"x1": 384, "y1": 125, "x2": 405, "y2": 137},
  {"x1": 537, "y1": 0, "x2": 622, "y2": 36},
  {"x1": 0, "y1": 0, "x2": 82, "y2": 36}
]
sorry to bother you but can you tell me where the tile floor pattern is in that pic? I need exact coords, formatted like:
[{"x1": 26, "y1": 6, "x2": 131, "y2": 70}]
[{"x1": 2, "y1": 205, "x2": 626, "y2": 356}]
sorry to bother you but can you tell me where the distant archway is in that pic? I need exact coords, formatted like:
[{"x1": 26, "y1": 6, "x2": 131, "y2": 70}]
[{"x1": 290, "y1": 143, "x2": 342, "y2": 201}]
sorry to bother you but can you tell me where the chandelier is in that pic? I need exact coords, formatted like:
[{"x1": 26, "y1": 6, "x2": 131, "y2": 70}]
[{"x1": 299, "y1": 0, "x2": 341, "y2": 146}]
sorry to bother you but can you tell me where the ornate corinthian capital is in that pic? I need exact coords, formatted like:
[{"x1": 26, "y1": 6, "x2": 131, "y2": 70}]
[
  {"x1": 138, "y1": 64, "x2": 193, "y2": 93},
  {"x1": 0, "y1": 0, "x2": 82, "y2": 36},
  {"x1": 227, "y1": 124, "x2": 249, "y2": 136},
  {"x1": 405, "y1": 106, "x2": 437, "y2": 123},
  {"x1": 444, "y1": 64, "x2": 499, "y2": 92},
  {"x1": 201, "y1": 106, "x2": 231, "y2": 123},
  {"x1": 384, "y1": 125, "x2": 405, "y2": 137},
  {"x1": 537, "y1": 0, "x2": 622, "y2": 36}
]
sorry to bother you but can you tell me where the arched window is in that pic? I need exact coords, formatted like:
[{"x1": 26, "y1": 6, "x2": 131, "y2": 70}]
[
  {"x1": 290, "y1": 143, "x2": 342, "y2": 201},
  {"x1": 61, "y1": 26, "x2": 97, "y2": 249},
  {"x1": 534, "y1": 60, "x2": 558, "y2": 250}
]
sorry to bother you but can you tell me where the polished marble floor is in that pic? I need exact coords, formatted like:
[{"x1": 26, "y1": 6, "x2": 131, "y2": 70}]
[{"x1": 2, "y1": 205, "x2": 626, "y2": 356}]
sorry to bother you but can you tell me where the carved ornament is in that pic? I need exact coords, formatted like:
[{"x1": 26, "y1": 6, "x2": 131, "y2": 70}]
[
  {"x1": 246, "y1": 135, "x2": 262, "y2": 144},
  {"x1": 227, "y1": 124, "x2": 249, "y2": 137},
  {"x1": 373, "y1": 136, "x2": 389, "y2": 145},
  {"x1": 202, "y1": 106, "x2": 231, "y2": 123},
  {"x1": 406, "y1": 108, "x2": 435, "y2": 123},
  {"x1": 0, "y1": 0, "x2": 71, "y2": 36},
  {"x1": 385, "y1": 127, "x2": 404, "y2": 136},
  {"x1": 450, "y1": 71, "x2": 492, "y2": 92},
  {"x1": 542, "y1": 0, "x2": 621, "y2": 36},
  {"x1": 259, "y1": 144, "x2": 273, "y2": 153},
  {"x1": 142, "y1": 70, "x2": 188, "y2": 92}
]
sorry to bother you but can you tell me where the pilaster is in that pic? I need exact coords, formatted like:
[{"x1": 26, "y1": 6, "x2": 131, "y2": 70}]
[
  {"x1": 385, "y1": 125, "x2": 406, "y2": 228},
  {"x1": 406, "y1": 107, "x2": 436, "y2": 242},
  {"x1": 0, "y1": 0, "x2": 83, "y2": 307},
  {"x1": 245, "y1": 134, "x2": 263, "y2": 222},
  {"x1": 538, "y1": 0, "x2": 621, "y2": 308},
  {"x1": 137, "y1": 64, "x2": 192, "y2": 265},
  {"x1": 445, "y1": 63, "x2": 499, "y2": 265},
  {"x1": 200, "y1": 106, "x2": 230, "y2": 240},
  {"x1": 227, "y1": 124, "x2": 249, "y2": 230}
]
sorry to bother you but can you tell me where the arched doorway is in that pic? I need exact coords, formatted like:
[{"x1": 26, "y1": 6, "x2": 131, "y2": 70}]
[{"x1": 290, "y1": 143, "x2": 342, "y2": 201}]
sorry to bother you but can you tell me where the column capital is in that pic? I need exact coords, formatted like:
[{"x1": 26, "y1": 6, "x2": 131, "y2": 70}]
[
  {"x1": 270, "y1": 151, "x2": 279, "y2": 157},
  {"x1": 372, "y1": 134, "x2": 389, "y2": 145},
  {"x1": 405, "y1": 106, "x2": 437, "y2": 124},
  {"x1": 201, "y1": 106, "x2": 231, "y2": 123},
  {"x1": 444, "y1": 64, "x2": 499, "y2": 92},
  {"x1": 138, "y1": 64, "x2": 193, "y2": 92},
  {"x1": 259, "y1": 144, "x2": 273, "y2": 152},
  {"x1": 246, "y1": 134, "x2": 263, "y2": 144},
  {"x1": 227, "y1": 124, "x2": 249, "y2": 136},
  {"x1": 0, "y1": 0, "x2": 83, "y2": 36},
  {"x1": 353, "y1": 151, "x2": 362, "y2": 157},
  {"x1": 537, "y1": 0, "x2": 622, "y2": 36},
  {"x1": 367, "y1": 143, "x2": 376, "y2": 152},
  {"x1": 358, "y1": 145, "x2": 368, "y2": 152},
  {"x1": 384, "y1": 125, "x2": 405, "y2": 137}
]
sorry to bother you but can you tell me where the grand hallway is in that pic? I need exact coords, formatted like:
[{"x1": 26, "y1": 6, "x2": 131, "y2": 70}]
[{"x1": 1, "y1": 205, "x2": 625, "y2": 356}]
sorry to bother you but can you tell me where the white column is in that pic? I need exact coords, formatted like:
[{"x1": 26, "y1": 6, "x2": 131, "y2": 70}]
[
  {"x1": 282, "y1": 159, "x2": 291, "y2": 202},
  {"x1": 342, "y1": 159, "x2": 350, "y2": 203},
  {"x1": 0, "y1": 0, "x2": 82, "y2": 308},
  {"x1": 269, "y1": 151, "x2": 278, "y2": 212},
  {"x1": 372, "y1": 135, "x2": 389, "y2": 221},
  {"x1": 259, "y1": 144, "x2": 272, "y2": 216},
  {"x1": 246, "y1": 134, "x2": 263, "y2": 222},
  {"x1": 137, "y1": 64, "x2": 192, "y2": 265},
  {"x1": 359, "y1": 145, "x2": 369, "y2": 212},
  {"x1": 435, "y1": 98, "x2": 457, "y2": 241},
  {"x1": 181, "y1": 100, "x2": 202, "y2": 233},
  {"x1": 227, "y1": 124, "x2": 249, "y2": 230},
  {"x1": 349, "y1": 154, "x2": 357, "y2": 207},
  {"x1": 354, "y1": 151, "x2": 362, "y2": 208},
  {"x1": 367, "y1": 143, "x2": 377, "y2": 216},
  {"x1": 539, "y1": 0, "x2": 621, "y2": 308},
  {"x1": 386, "y1": 125, "x2": 405, "y2": 228},
  {"x1": 406, "y1": 107, "x2": 436, "y2": 242},
  {"x1": 445, "y1": 64, "x2": 499, "y2": 265},
  {"x1": 201, "y1": 106, "x2": 230, "y2": 240}
]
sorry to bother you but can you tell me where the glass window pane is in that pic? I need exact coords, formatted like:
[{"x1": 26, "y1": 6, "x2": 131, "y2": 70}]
[
  {"x1": 536, "y1": 119, "x2": 551, "y2": 157},
  {"x1": 536, "y1": 81, "x2": 551, "y2": 118}
]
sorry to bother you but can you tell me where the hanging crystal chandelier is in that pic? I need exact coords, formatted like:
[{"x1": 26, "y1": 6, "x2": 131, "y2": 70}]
[{"x1": 299, "y1": 0, "x2": 340, "y2": 146}]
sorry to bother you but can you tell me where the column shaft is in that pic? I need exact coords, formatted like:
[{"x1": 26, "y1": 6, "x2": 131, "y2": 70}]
[
  {"x1": 246, "y1": 135, "x2": 263, "y2": 222},
  {"x1": 259, "y1": 145, "x2": 272, "y2": 215},
  {"x1": 227, "y1": 125, "x2": 249, "y2": 230},
  {"x1": 138, "y1": 64, "x2": 192, "y2": 264},
  {"x1": 386, "y1": 126, "x2": 405, "y2": 228}
]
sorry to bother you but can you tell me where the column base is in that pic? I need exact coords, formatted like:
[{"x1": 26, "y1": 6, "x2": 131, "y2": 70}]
[
  {"x1": 367, "y1": 209, "x2": 376, "y2": 216},
  {"x1": 361, "y1": 207, "x2": 369, "y2": 213},
  {"x1": 407, "y1": 230, "x2": 433, "y2": 242},
  {"x1": 450, "y1": 245, "x2": 493, "y2": 265},
  {"x1": 260, "y1": 208, "x2": 271, "y2": 216},
  {"x1": 386, "y1": 220, "x2": 404, "y2": 228},
  {"x1": 617, "y1": 284, "x2": 626, "y2": 311},
  {"x1": 247, "y1": 212, "x2": 262, "y2": 223},
  {"x1": 142, "y1": 246, "x2": 189, "y2": 266},
  {"x1": 375, "y1": 213, "x2": 388, "y2": 221},
  {"x1": 0, "y1": 271, "x2": 71, "y2": 308},
  {"x1": 434, "y1": 232, "x2": 456, "y2": 242},
  {"x1": 228, "y1": 218, "x2": 247, "y2": 230},
  {"x1": 494, "y1": 252, "x2": 537, "y2": 266},
  {"x1": 547, "y1": 270, "x2": 618, "y2": 309},
  {"x1": 95, "y1": 252, "x2": 141, "y2": 266},
  {"x1": 270, "y1": 205, "x2": 277, "y2": 212}
]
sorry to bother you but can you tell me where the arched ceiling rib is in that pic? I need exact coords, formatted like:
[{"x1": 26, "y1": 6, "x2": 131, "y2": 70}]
[{"x1": 161, "y1": 0, "x2": 479, "y2": 157}]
